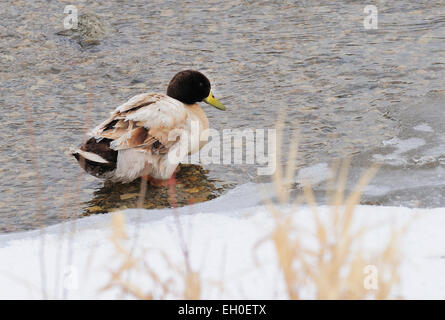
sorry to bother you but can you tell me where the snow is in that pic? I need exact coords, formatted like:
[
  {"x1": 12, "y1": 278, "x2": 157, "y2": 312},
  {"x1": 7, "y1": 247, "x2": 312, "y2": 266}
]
[{"x1": 0, "y1": 183, "x2": 445, "y2": 299}]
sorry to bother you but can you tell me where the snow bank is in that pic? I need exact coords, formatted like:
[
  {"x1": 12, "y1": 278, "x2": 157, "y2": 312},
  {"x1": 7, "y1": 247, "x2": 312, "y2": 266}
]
[{"x1": 0, "y1": 183, "x2": 445, "y2": 299}]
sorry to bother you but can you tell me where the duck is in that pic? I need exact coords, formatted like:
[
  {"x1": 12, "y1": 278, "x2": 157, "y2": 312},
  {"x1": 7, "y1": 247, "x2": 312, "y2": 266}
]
[{"x1": 71, "y1": 70, "x2": 226, "y2": 185}]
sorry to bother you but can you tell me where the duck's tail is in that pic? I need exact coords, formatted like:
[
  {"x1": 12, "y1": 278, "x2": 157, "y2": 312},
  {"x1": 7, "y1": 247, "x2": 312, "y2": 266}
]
[{"x1": 71, "y1": 137, "x2": 118, "y2": 179}]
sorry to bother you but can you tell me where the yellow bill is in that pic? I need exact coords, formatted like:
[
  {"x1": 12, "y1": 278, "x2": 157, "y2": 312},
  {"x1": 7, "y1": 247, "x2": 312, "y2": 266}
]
[{"x1": 204, "y1": 91, "x2": 226, "y2": 111}]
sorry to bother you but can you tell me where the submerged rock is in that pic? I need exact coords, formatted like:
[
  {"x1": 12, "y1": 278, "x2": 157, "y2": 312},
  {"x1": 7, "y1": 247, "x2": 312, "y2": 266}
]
[
  {"x1": 56, "y1": 12, "x2": 112, "y2": 47},
  {"x1": 83, "y1": 164, "x2": 225, "y2": 215}
]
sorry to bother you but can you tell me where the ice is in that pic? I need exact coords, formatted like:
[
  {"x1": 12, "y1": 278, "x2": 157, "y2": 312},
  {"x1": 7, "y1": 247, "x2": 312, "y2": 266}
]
[
  {"x1": 373, "y1": 137, "x2": 426, "y2": 166},
  {"x1": 311, "y1": 91, "x2": 445, "y2": 208},
  {"x1": 413, "y1": 123, "x2": 434, "y2": 133},
  {"x1": 295, "y1": 162, "x2": 333, "y2": 186},
  {"x1": 0, "y1": 183, "x2": 445, "y2": 299}
]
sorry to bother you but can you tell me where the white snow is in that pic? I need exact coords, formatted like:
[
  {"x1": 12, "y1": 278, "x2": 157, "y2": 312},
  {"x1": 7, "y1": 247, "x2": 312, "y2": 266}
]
[{"x1": 0, "y1": 183, "x2": 445, "y2": 299}]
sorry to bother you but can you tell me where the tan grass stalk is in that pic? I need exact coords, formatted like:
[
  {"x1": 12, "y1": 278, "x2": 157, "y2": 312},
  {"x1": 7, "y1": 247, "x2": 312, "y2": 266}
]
[
  {"x1": 104, "y1": 118, "x2": 404, "y2": 300},
  {"x1": 24, "y1": 99, "x2": 47, "y2": 299},
  {"x1": 258, "y1": 119, "x2": 404, "y2": 300}
]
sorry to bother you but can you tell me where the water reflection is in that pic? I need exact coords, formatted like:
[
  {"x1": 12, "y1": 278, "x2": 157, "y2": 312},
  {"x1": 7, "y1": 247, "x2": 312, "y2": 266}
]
[{"x1": 82, "y1": 164, "x2": 227, "y2": 215}]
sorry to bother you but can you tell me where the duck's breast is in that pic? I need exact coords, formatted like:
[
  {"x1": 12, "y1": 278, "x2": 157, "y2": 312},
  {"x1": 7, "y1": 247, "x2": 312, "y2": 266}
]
[{"x1": 184, "y1": 104, "x2": 209, "y2": 154}]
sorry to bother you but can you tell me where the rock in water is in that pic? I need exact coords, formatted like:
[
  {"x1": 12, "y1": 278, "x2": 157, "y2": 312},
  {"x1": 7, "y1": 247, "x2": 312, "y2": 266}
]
[{"x1": 56, "y1": 12, "x2": 112, "y2": 47}]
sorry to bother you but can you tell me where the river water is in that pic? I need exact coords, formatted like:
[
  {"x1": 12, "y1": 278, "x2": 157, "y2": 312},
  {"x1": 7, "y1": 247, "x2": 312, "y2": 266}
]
[{"x1": 0, "y1": 0, "x2": 444, "y2": 232}]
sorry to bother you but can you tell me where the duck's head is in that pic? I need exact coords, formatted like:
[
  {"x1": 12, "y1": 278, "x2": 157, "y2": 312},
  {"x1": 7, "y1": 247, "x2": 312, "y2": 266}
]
[{"x1": 166, "y1": 70, "x2": 226, "y2": 111}]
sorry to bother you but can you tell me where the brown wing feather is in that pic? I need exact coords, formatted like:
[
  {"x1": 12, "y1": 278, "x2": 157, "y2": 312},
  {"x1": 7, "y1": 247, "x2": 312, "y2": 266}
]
[
  {"x1": 89, "y1": 93, "x2": 187, "y2": 154},
  {"x1": 103, "y1": 123, "x2": 166, "y2": 153},
  {"x1": 91, "y1": 93, "x2": 160, "y2": 136},
  {"x1": 100, "y1": 120, "x2": 171, "y2": 153}
]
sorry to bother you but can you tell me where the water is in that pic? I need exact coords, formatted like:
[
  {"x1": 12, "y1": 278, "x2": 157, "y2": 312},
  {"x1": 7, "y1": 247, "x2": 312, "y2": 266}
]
[
  {"x1": 0, "y1": 0, "x2": 444, "y2": 232},
  {"x1": 304, "y1": 90, "x2": 445, "y2": 207}
]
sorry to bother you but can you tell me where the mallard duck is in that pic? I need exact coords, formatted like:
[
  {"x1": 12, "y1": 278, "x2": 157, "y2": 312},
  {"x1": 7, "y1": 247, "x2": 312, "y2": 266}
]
[{"x1": 71, "y1": 70, "x2": 226, "y2": 184}]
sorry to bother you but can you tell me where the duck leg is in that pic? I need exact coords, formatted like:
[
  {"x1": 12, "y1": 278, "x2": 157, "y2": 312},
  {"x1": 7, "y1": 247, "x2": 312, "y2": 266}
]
[{"x1": 141, "y1": 175, "x2": 176, "y2": 187}]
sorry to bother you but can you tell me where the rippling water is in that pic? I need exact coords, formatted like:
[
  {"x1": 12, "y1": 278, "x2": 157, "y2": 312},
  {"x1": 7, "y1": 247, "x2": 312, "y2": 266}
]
[{"x1": 0, "y1": 0, "x2": 444, "y2": 232}]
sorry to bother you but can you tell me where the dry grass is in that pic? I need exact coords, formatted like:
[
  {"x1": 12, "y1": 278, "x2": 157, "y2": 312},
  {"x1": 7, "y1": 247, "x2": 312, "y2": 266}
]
[
  {"x1": 19, "y1": 92, "x2": 406, "y2": 300},
  {"x1": 263, "y1": 158, "x2": 403, "y2": 299},
  {"x1": 102, "y1": 173, "x2": 202, "y2": 299},
  {"x1": 24, "y1": 99, "x2": 47, "y2": 299},
  {"x1": 17, "y1": 103, "x2": 406, "y2": 299},
  {"x1": 256, "y1": 121, "x2": 405, "y2": 299},
  {"x1": 101, "y1": 211, "x2": 203, "y2": 299},
  {"x1": 102, "y1": 121, "x2": 406, "y2": 300},
  {"x1": 21, "y1": 103, "x2": 405, "y2": 299},
  {"x1": 21, "y1": 86, "x2": 96, "y2": 299}
]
